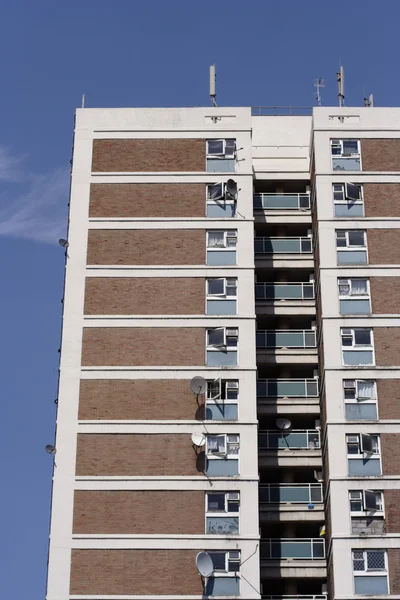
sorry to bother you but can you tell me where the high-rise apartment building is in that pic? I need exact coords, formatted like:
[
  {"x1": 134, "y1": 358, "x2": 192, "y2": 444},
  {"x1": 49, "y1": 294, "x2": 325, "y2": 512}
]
[{"x1": 46, "y1": 104, "x2": 400, "y2": 600}]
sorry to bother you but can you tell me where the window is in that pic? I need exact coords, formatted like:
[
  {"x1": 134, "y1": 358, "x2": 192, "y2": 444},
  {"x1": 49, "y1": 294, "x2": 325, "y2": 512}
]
[
  {"x1": 349, "y1": 490, "x2": 383, "y2": 515},
  {"x1": 344, "y1": 379, "x2": 378, "y2": 420},
  {"x1": 206, "y1": 182, "x2": 237, "y2": 217},
  {"x1": 346, "y1": 434, "x2": 382, "y2": 476},
  {"x1": 207, "y1": 139, "x2": 236, "y2": 158},
  {"x1": 208, "y1": 550, "x2": 241, "y2": 573},
  {"x1": 338, "y1": 278, "x2": 371, "y2": 315},
  {"x1": 333, "y1": 183, "x2": 364, "y2": 217},
  {"x1": 206, "y1": 492, "x2": 240, "y2": 534},
  {"x1": 206, "y1": 278, "x2": 237, "y2": 315},
  {"x1": 206, "y1": 328, "x2": 238, "y2": 367},
  {"x1": 207, "y1": 230, "x2": 237, "y2": 266},
  {"x1": 352, "y1": 550, "x2": 388, "y2": 595},
  {"x1": 207, "y1": 434, "x2": 240, "y2": 456},
  {"x1": 206, "y1": 379, "x2": 239, "y2": 420},
  {"x1": 341, "y1": 328, "x2": 374, "y2": 366},
  {"x1": 336, "y1": 230, "x2": 367, "y2": 265},
  {"x1": 331, "y1": 139, "x2": 361, "y2": 171},
  {"x1": 206, "y1": 139, "x2": 236, "y2": 173},
  {"x1": 336, "y1": 230, "x2": 366, "y2": 248}
]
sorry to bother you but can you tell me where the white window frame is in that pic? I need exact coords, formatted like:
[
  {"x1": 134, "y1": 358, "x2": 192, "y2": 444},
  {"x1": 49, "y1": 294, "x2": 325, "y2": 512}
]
[
  {"x1": 206, "y1": 434, "x2": 240, "y2": 460},
  {"x1": 206, "y1": 182, "x2": 237, "y2": 204},
  {"x1": 336, "y1": 230, "x2": 367, "y2": 250},
  {"x1": 206, "y1": 139, "x2": 236, "y2": 159},
  {"x1": 205, "y1": 379, "x2": 239, "y2": 420},
  {"x1": 333, "y1": 183, "x2": 364, "y2": 214},
  {"x1": 338, "y1": 278, "x2": 371, "y2": 313},
  {"x1": 207, "y1": 278, "x2": 238, "y2": 299},
  {"x1": 206, "y1": 492, "x2": 240, "y2": 514},
  {"x1": 207, "y1": 550, "x2": 241, "y2": 576},
  {"x1": 341, "y1": 328, "x2": 375, "y2": 365},
  {"x1": 346, "y1": 433, "x2": 381, "y2": 459},
  {"x1": 331, "y1": 139, "x2": 361, "y2": 158},
  {"x1": 343, "y1": 379, "x2": 377, "y2": 406},
  {"x1": 352, "y1": 550, "x2": 388, "y2": 582},
  {"x1": 206, "y1": 327, "x2": 238, "y2": 351},
  {"x1": 207, "y1": 230, "x2": 238, "y2": 250},
  {"x1": 349, "y1": 490, "x2": 384, "y2": 517}
]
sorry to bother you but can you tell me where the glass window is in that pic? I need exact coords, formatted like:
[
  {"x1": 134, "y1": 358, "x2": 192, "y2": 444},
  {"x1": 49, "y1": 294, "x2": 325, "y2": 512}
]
[
  {"x1": 207, "y1": 435, "x2": 226, "y2": 454},
  {"x1": 207, "y1": 182, "x2": 224, "y2": 200},
  {"x1": 208, "y1": 231, "x2": 225, "y2": 247},
  {"x1": 343, "y1": 140, "x2": 359, "y2": 154},
  {"x1": 348, "y1": 231, "x2": 365, "y2": 246},
  {"x1": 209, "y1": 551, "x2": 227, "y2": 571},
  {"x1": 207, "y1": 493, "x2": 226, "y2": 512},
  {"x1": 354, "y1": 329, "x2": 371, "y2": 345},
  {"x1": 207, "y1": 140, "x2": 225, "y2": 156},
  {"x1": 208, "y1": 278, "x2": 225, "y2": 295},
  {"x1": 208, "y1": 328, "x2": 225, "y2": 347}
]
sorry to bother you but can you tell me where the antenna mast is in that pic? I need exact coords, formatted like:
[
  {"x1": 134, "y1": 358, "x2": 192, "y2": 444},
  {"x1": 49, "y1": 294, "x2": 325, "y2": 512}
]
[
  {"x1": 364, "y1": 93, "x2": 374, "y2": 107},
  {"x1": 314, "y1": 78, "x2": 325, "y2": 107},
  {"x1": 210, "y1": 64, "x2": 217, "y2": 107},
  {"x1": 337, "y1": 65, "x2": 345, "y2": 107}
]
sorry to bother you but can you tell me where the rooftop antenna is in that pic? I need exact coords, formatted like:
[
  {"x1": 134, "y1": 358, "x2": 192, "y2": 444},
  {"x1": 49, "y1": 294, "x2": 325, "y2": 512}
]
[
  {"x1": 364, "y1": 93, "x2": 374, "y2": 107},
  {"x1": 81, "y1": 94, "x2": 85, "y2": 108},
  {"x1": 314, "y1": 78, "x2": 325, "y2": 107},
  {"x1": 337, "y1": 65, "x2": 345, "y2": 107},
  {"x1": 210, "y1": 64, "x2": 217, "y2": 107}
]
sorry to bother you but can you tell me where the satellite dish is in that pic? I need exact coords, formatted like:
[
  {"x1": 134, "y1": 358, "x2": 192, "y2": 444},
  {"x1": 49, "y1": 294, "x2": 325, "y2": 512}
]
[
  {"x1": 276, "y1": 418, "x2": 292, "y2": 431},
  {"x1": 226, "y1": 179, "x2": 238, "y2": 199},
  {"x1": 191, "y1": 433, "x2": 206, "y2": 448},
  {"x1": 190, "y1": 376, "x2": 207, "y2": 395},
  {"x1": 58, "y1": 239, "x2": 69, "y2": 248},
  {"x1": 45, "y1": 444, "x2": 56, "y2": 455},
  {"x1": 195, "y1": 551, "x2": 214, "y2": 577}
]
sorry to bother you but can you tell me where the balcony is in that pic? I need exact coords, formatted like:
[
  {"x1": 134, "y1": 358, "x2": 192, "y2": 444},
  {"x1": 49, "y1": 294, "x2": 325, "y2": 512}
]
[
  {"x1": 259, "y1": 430, "x2": 322, "y2": 468},
  {"x1": 254, "y1": 193, "x2": 310, "y2": 211},
  {"x1": 255, "y1": 237, "x2": 313, "y2": 268},
  {"x1": 256, "y1": 330, "x2": 318, "y2": 364},
  {"x1": 259, "y1": 484, "x2": 324, "y2": 522},
  {"x1": 260, "y1": 539, "x2": 327, "y2": 579},
  {"x1": 257, "y1": 378, "x2": 319, "y2": 415},
  {"x1": 255, "y1": 282, "x2": 315, "y2": 316}
]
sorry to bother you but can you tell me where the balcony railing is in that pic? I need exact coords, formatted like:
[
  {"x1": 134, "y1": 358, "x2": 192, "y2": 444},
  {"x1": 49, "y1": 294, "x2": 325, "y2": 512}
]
[
  {"x1": 259, "y1": 483, "x2": 323, "y2": 504},
  {"x1": 255, "y1": 282, "x2": 315, "y2": 301},
  {"x1": 256, "y1": 330, "x2": 316, "y2": 349},
  {"x1": 259, "y1": 429, "x2": 321, "y2": 450},
  {"x1": 257, "y1": 378, "x2": 319, "y2": 398},
  {"x1": 254, "y1": 193, "x2": 310, "y2": 211},
  {"x1": 255, "y1": 237, "x2": 312, "y2": 254},
  {"x1": 260, "y1": 538, "x2": 325, "y2": 560}
]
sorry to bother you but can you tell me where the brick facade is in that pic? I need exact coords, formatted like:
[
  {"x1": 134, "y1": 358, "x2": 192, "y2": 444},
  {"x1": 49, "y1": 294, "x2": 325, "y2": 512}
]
[
  {"x1": 361, "y1": 139, "x2": 400, "y2": 171},
  {"x1": 374, "y1": 328, "x2": 400, "y2": 367},
  {"x1": 91, "y1": 138, "x2": 206, "y2": 172},
  {"x1": 87, "y1": 229, "x2": 206, "y2": 265},
  {"x1": 75, "y1": 434, "x2": 204, "y2": 476},
  {"x1": 381, "y1": 434, "x2": 400, "y2": 475},
  {"x1": 364, "y1": 183, "x2": 400, "y2": 217},
  {"x1": 377, "y1": 380, "x2": 400, "y2": 420},
  {"x1": 70, "y1": 549, "x2": 203, "y2": 595},
  {"x1": 388, "y1": 548, "x2": 400, "y2": 594},
  {"x1": 368, "y1": 230, "x2": 400, "y2": 265},
  {"x1": 81, "y1": 327, "x2": 205, "y2": 366},
  {"x1": 78, "y1": 379, "x2": 205, "y2": 420},
  {"x1": 383, "y1": 490, "x2": 400, "y2": 533},
  {"x1": 84, "y1": 277, "x2": 205, "y2": 315},
  {"x1": 73, "y1": 490, "x2": 205, "y2": 534},
  {"x1": 371, "y1": 278, "x2": 400, "y2": 314},
  {"x1": 89, "y1": 183, "x2": 206, "y2": 218}
]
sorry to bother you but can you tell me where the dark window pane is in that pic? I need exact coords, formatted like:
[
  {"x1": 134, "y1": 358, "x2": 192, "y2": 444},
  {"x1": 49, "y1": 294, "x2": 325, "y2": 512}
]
[
  {"x1": 208, "y1": 140, "x2": 224, "y2": 155},
  {"x1": 343, "y1": 140, "x2": 359, "y2": 154},
  {"x1": 208, "y1": 329, "x2": 225, "y2": 346},
  {"x1": 208, "y1": 279, "x2": 225, "y2": 295},
  {"x1": 209, "y1": 552, "x2": 226, "y2": 570},
  {"x1": 348, "y1": 231, "x2": 365, "y2": 246},
  {"x1": 354, "y1": 330, "x2": 371, "y2": 345},
  {"x1": 207, "y1": 493, "x2": 226, "y2": 511}
]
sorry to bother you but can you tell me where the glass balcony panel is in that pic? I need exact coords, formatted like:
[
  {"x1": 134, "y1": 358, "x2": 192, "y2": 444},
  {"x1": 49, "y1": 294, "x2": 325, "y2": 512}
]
[
  {"x1": 340, "y1": 299, "x2": 371, "y2": 315},
  {"x1": 332, "y1": 156, "x2": 361, "y2": 171},
  {"x1": 304, "y1": 331, "x2": 317, "y2": 347},
  {"x1": 345, "y1": 403, "x2": 378, "y2": 420},
  {"x1": 303, "y1": 284, "x2": 315, "y2": 299},
  {"x1": 335, "y1": 203, "x2": 364, "y2": 217},
  {"x1": 254, "y1": 238, "x2": 265, "y2": 254},
  {"x1": 310, "y1": 486, "x2": 323, "y2": 502},
  {"x1": 259, "y1": 331, "x2": 307, "y2": 348},
  {"x1": 306, "y1": 380, "x2": 319, "y2": 396},
  {"x1": 276, "y1": 485, "x2": 311, "y2": 502},
  {"x1": 267, "y1": 238, "x2": 302, "y2": 253},
  {"x1": 343, "y1": 350, "x2": 374, "y2": 366},
  {"x1": 206, "y1": 516, "x2": 239, "y2": 534},
  {"x1": 269, "y1": 540, "x2": 320, "y2": 559},
  {"x1": 266, "y1": 432, "x2": 308, "y2": 448},
  {"x1": 337, "y1": 250, "x2": 368, "y2": 265},
  {"x1": 301, "y1": 238, "x2": 312, "y2": 253},
  {"x1": 271, "y1": 380, "x2": 307, "y2": 396},
  {"x1": 273, "y1": 284, "x2": 303, "y2": 299}
]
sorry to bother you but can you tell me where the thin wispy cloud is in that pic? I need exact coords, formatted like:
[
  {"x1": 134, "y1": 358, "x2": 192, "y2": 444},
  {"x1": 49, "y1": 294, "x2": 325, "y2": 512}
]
[{"x1": 0, "y1": 148, "x2": 69, "y2": 244}]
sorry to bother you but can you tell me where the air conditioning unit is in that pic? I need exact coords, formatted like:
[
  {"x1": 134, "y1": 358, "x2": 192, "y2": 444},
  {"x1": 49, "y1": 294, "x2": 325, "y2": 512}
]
[
  {"x1": 227, "y1": 381, "x2": 239, "y2": 390},
  {"x1": 226, "y1": 328, "x2": 238, "y2": 336},
  {"x1": 227, "y1": 492, "x2": 240, "y2": 501}
]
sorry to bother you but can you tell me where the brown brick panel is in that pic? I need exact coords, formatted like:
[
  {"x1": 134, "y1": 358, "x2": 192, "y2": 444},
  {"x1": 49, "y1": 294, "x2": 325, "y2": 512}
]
[
  {"x1": 73, "y1": 490, "x2": 204, "y2": 534},
  {"x1": 91, "y1": 138, "x2": 206, "y2": 172},
  {"x1": 388, "y1": 549, "x2": 400, "y2": 594},
  {"x1": 84, "y1": 277, "x2": 205, "y2": 315},
  {"x1": 381, "y1": 434, "x2": 400, "y2": 475},
  {"x1": 368, "y1": 230, "x2": 400, "y2": 265},
  {"x1": 361, "y1": 139, "x2": 400, "y2": 172},
  {"x1": 75, "y1": 434, "x2": 202, "y2": 476},
  {"x1": 374, "y1": 328, "x2": 400, "y2": 367},
  {"x1": 364, "y1": 183, "x2": 400, "y2": 217},
  {"x1": 89, "y1": 183, "x2": 206, "y2": 218},
  {"x1": 78, "y1": 379, "x2": 205, "y2": 420},
  {"x1": 70, "y1": 549, "x2": 203, "y2": 595},
  {"x1": 377, "y1": 380, "x2": 400, "y2": 420},
  {"x1": 383, "y1": 490, "x2": 400, "y2": 533},
  {"x1": 371, "y1": 278, "x2": 400, "y2": 314},
  {"x1": 81, "y1": 327, "x2": 205, "y2": 367},
  {"x1": 87, "y1": 229, "x2": 206, "y2": 265}
]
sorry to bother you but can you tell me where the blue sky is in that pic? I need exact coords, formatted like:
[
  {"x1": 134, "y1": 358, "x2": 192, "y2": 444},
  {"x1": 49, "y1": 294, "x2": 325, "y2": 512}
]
[{"x1": 0, "y1": 1, "x2": 398, "y2": 597}]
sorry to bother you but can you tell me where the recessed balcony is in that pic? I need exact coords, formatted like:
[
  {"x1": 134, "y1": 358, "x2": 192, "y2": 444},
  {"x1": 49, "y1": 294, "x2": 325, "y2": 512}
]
[
  {"x1": 259, "y1": 484, "x2": 324, "y2": 522},
  {"x1": 260, "y1": 538, "x2": 326, "y2": 579},
  {"x1": 256, "y1": 282, "x2": 315, "y2": 316},
  {"x1": 259, "y1": 429, "x2": 322, "y2": 468},
  {"x1": 256, "y1": 330, "x2": 318, "y2": 364},
  {"x1": 255, "y1": 237, "x2": 314, "y2": 269},
  {"x1": 257, "y1": 378, "x2": 319, "y2": 415}
]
